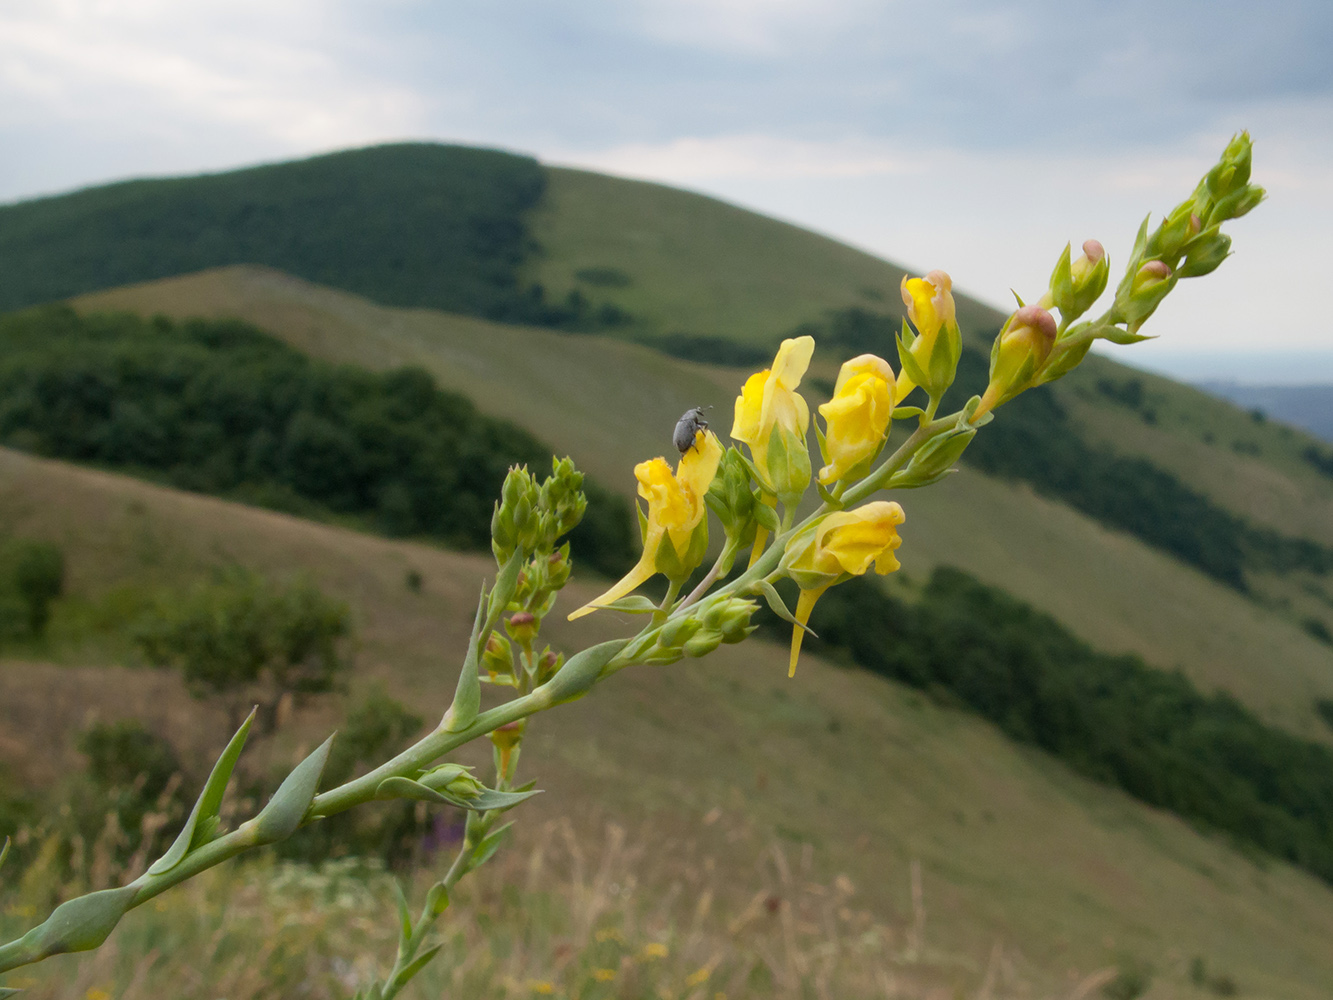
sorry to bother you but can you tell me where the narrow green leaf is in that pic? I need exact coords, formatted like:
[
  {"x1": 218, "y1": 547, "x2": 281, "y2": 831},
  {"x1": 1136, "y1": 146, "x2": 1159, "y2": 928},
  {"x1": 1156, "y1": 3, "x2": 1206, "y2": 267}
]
[
  {"x1": 0, "y1": 837, "x2": 10, "y2": 877},
  {"x1": 755, "y1": 580, "x2": 816, "y2": 636},
  {"x1": 0, "y1": 985, "x2": 24, "y2": 997},
  {"x1": 443, "y1": 588, "x2": 486, "y2": 733},
  {"x1": 376, "y1": 777, "x2": 541, "y2": 812},
  {"x1": 395, "y1": 944, "x2": 443, "y2": 989},
  {"x1": 896, "y1": 334, "x2": 929, "y2": 389},
  {"x1": 891, "y1": 406, "x2": 924, "y2": 421},
  {"x1": 252, "y1": 735, "x2": 335, "y2": 844},
  {"x1": 148, "y1": 708, "x2": 256, "y2": 875},
  {"x1": 425, "y1": 883, "x2": 450, "y2": 917},
  {"x1": 538, "y1": 638, "x2": 628, "y2": 706},
  {"x1": 814, "y1": 477, "x2": 842, "y2": 509},
  {"x1": 486, "y1": 548, "x2": 525, "y2": 625},
  {"x1": 466, "y1": 822, "x2": 515, "y2": 873},
  {"x1": 393, "y1": 880, "x2": 412, "y2": 959},
  {"x1": 22, "y1": 885, "x2": 137, "y2": 959},
  {"x1": 591, "y1": 595, "x2": 659, "y2": 614}
]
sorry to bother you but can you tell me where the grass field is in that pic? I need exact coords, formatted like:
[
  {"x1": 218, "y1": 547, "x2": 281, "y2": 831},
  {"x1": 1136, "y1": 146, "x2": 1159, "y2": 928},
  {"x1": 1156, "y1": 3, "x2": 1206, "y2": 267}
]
[
  {"x1": 75, "y1": 268, "x2": 1333, "y2": 742},
  {"x1": 3, "y1": 449, "x2": 1333, "y2": 997},
  {"x1": 526, "y1": 167, "x2": 1006, "y2": 345}
]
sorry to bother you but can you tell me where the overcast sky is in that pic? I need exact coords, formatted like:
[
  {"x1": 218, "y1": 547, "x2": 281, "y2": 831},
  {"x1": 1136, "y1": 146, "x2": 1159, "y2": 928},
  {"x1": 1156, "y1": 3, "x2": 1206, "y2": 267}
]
[{"x1": 3, "y1": 0, "x2": 1331, "y2": 380}]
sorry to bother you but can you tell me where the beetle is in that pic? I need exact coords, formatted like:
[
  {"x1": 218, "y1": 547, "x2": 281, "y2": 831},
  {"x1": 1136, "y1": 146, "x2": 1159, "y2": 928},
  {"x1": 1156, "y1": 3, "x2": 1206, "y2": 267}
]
[{"x1": 673, "y1": 406, "x2": 710, "y2": 454}]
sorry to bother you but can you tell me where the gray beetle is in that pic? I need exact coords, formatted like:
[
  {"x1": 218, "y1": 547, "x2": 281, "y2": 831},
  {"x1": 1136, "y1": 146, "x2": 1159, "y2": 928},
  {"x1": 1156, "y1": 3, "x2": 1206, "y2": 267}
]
[{"x1": 673, "y1": 407, "x2": 710, "y2": 453}]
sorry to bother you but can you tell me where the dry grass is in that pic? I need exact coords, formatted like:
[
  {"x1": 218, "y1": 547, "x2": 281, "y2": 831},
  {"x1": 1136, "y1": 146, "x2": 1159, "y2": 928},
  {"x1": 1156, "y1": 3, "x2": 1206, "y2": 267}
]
[{"x1": 1, "y1": 451, "x2": 1333, "y2": 996}]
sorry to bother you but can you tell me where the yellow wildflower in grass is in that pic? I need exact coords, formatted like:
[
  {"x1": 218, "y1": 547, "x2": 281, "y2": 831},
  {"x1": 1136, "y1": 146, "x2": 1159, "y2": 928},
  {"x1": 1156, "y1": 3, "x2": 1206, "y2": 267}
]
[
  {"x1": 568, "y1": 430, "x2": 723, "y2": 620},
  {"x1": 685, "y1": 966, "x2": 712, "y2": 987},
  {"x1": 640, "y1": 942, "x2": 669, "y2": 960},
  {"x1": 781, "y1": 501, "x2": 905, "y2": 676},
  {"x1": 895, "y1": 270, "x2": 961, "y2": 403},
  {"x1": 817, "y1": 354, "x2": 896, "y2": 485},
  {"x1": 592, "y1": 968, "x2": 617, "y2": 982},
  {"x1": 528, "y1": 980, "x2": 556, "y2": 994},
  {"x1": 730, "y1": 336, "x2": 815, "y2": 503}
]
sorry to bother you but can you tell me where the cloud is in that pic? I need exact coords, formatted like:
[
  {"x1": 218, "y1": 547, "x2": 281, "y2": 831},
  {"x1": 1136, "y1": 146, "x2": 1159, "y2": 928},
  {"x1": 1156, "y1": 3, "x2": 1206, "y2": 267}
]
[{"x1": 0, "y1": 0, "x2": 424, "y2": 149}]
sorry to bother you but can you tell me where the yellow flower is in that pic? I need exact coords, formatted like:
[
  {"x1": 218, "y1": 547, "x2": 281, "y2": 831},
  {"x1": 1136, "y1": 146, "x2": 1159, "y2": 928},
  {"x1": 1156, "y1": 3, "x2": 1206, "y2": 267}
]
[
  {"x1": 895, "y1": 270, "x2": 961, "y2": 403},
  {"x1": 640, "y1": 942, "x2": 669, "y2": 960},
  {"x1": 568, "y1": 430, "x2": 723, "y2": 620},
  {"x1": 731, "y1": 336, "x2": 814, "y2": 503},
  {"x1": 781, "y1": 502, "x2": 905, "y2": 676},
  {"x1": 817, "y1": 354, "x2": 895, "y2": 485},
  {"x1": 592, "y1": 968, "x2": 617, "y2": 982}
]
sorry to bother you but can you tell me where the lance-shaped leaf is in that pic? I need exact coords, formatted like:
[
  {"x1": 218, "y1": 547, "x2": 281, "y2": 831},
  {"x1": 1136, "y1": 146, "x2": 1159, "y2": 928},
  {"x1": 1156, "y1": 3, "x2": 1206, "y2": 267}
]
[
  {"x1": 252, "y1": 736, "x2": 334, "y2": 844},
  {"x1": 0, "y1": 837, "x2": 9, "y2": 878},
  {"x1": 393, "y1": 944, "x2": 443, "y2": 991},
  {"x1": 13, "y1": 885, "x2": 138, "y2": 961},
  {"x1": 148, "y1": 709, "x2": 255, "y2": 876},
  {"x1": 537, "y1": 638, "x2": 628, "y2": 706},
  {"x1": 755, "y1": 579, "x2": 817, "y2": 637},
  {"x1": 486, "y1": 548, "x2": 525, "y2": 623},
  {"x1": 465, "y1": 821, "x2": 515, "y2": 874},
  {"x1": 0, "y1": 986, "x2": 24, "y2": 998},
  {"x1": 442, "y1": 588, "x2": 486, "y2": 733},
  {"x1": 891, "y1": 406, "x2": 924, "y2": 421},
  {"x1": 589, "y1": 595, "x2": 659, "y2": 614},
  {"x1": 393, "y1": 880, "x2": 413, "y2": 961},
  {"x1": 424, "y1": 882, "x2": 449, "y2": 917},
  {"x1": 374, "y1": 777, "x2": 540, "y2": 812}
]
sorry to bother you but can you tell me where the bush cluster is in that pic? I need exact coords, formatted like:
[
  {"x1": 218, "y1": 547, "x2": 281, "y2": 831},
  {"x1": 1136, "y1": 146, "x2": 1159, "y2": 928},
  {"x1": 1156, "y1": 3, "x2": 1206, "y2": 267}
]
[
  {"x1": 780, "y1": 568, "x2": 1333, "y2": 885},
  {"x1": 0, "y1": 307, "x2": 635, "y2": 577}
]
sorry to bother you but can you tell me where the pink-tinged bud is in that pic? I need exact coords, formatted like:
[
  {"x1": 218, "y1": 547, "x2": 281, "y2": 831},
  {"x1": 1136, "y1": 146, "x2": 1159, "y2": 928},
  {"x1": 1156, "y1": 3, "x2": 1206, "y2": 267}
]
[
  {"x1": 1117, "y1": 260, "x2": 1177, "y2": 332},
  {"x1": 974, "y1": 305, "x2": 1058, "y2": 418},
  {"x1": 505, "y1": 610, "x2": 539, "y2": 644},
  {"x1": 1050, "y1": 240, "x2": 1109, "y2": 323}
]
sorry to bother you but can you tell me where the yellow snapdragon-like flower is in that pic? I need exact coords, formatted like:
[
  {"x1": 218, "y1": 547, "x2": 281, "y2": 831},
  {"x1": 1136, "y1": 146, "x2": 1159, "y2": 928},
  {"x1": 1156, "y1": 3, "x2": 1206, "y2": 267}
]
[
  {"x1": 895, "y1": 270, "x2": 961, "y2": 403},
  {"x1": 817, "y1": 354, "x2": 895, "y2": 485},
  {"x1": 731, "y1": 336, "x2": 815, "y2": 503},
  {"x1": 568, "y1": 430, "x2": 723, "y2": 620},
  {"x1": 781, "y1": 501, "x2": 904, "y2": 676}
]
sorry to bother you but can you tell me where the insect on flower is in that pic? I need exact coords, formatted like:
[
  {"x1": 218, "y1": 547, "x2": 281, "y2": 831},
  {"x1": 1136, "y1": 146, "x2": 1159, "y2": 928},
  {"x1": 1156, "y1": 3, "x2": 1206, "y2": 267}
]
[{"x1": 673, "y1": 406, "x2": 710, "y2": 453}]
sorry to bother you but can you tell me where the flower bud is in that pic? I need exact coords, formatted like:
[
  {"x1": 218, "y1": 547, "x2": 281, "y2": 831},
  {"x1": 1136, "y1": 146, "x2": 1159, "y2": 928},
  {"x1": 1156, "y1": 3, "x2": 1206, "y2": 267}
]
[
  {"x1": 490, "y1": 720, "x2": 526, "y2": 753},
  {"x1": 658, "y1": 614, "x2": 702, "y2": 648},
  {"x1": 535, "y1": 647, "x2": 562, "y2": 684},
  {"x1": 1177, "y1": 230, "x2": 1231, "y2": 278},
  {"x1": 1050, "y1": 240, "x2": 1109, "y2": 323},
  {"x1": 420, "y1": 763, "x2": 485, "y2": 799},
  {"x1": 974, "y1": 305, "x2": 1058, "y2": 418},
  {"x1": 683, "y1": 629, "x2": 725, "y2": 658},
  {"x1": 481, "y1": 631, "x2": 515, "y2": 684},
  {"x1": 506, "y1": 611, "x2": 539, "y2": 645},
  {"x1": 1118, "y1": 260, "x2": 1175, "y2": 331}
]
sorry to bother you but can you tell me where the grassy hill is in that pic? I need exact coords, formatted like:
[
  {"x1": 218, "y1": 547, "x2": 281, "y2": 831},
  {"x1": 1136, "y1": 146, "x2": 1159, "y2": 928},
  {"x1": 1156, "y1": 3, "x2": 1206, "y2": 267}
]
[
  {"x1": 75, "y1": 267, "x2": 1333, "y2": 744},
  {"x1": 3, "y1": 448, "x2": 1333, "y2": 997}
]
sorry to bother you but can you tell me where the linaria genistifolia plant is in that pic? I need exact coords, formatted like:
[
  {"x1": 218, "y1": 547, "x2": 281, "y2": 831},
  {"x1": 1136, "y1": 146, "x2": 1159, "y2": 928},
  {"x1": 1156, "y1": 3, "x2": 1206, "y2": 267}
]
[{"x1": 0, "y1": 133, "x2": 1264, "y2": 998}]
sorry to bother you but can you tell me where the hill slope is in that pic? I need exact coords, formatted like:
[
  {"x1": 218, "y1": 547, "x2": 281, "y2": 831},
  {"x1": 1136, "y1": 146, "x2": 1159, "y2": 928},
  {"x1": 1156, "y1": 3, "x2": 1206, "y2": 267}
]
[
  {"x1": 2, "y1": 447, "x2": 1333, "y2": 997},
  {"x1": 75, "y1": 267, "x2": 1333, "y2": 742}
]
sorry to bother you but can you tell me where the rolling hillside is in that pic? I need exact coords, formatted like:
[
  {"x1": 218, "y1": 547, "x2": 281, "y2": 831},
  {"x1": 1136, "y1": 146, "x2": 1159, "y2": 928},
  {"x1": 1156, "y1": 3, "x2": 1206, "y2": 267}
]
[
  {"x1": 75, "y1": 267, "x2": 1333, "y2": 744},
  {"x1": 4, "y1": 141, "x2": 1333, "y2": 994},
  {"x1": 2, "y1": 448, "x2": 1333, "y2": 997}
]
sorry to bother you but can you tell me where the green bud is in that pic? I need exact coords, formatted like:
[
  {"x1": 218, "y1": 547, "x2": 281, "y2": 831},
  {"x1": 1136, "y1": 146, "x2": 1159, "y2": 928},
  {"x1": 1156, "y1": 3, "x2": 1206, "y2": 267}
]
[
  {"x1": 658, "y1": 614, "x2": 702, "y2": 648},
  {"x1": 1050, "y1": 240, "x2": 1109, "y2": 323},
  {"x1": 683, "y1": 629, "x2": 724, "y2": 657},
  {"x1": 481, "y1": 631, "x2": 515, "y2": 684},
  {"x1": 1177, "y1": 230, "x2": 1231, "y2": 278},
  {"x1": 1119, "y1": 260, "x2": 1176, "y2": 331},
  {"x1": 536, "y1": 647, "x2": 562, "y2": 684}
]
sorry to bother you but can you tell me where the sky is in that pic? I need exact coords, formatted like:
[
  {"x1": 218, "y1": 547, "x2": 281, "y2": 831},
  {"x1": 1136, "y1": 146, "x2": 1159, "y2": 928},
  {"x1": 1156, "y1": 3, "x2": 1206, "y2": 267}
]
[{"x1": 2, "y1": 0, "x2": 1332, "y2": 381}]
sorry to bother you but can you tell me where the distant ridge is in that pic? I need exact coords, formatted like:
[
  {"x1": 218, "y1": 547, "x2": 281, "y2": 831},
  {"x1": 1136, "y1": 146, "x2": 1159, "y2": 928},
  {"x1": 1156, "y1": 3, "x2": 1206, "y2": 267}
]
[
  {"x1": 1199, "y1": 381, "x2": 1333, "y2": 444},
  {"x1": 0, "y1": 143, "x2": 551, "y2": 319}
]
